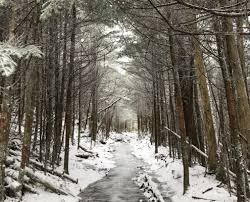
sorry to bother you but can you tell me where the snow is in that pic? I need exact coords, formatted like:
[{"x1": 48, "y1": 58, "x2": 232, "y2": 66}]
[
  {"x1": 5, "y1": 132, "x2": 116, "y2": 202},
  {"x1": 63, "y1": 137, "x2": 116, "y2": 196},
  {"x1": 135, "y1": 174, "x2": 165, "y2": 202},
  {"x1": 5, "y1": 132, "x2": 237, "y2": 202},
  {"x1": 124, "y1": 132, "x2": 237, "y2": 202},
  {"x1": 0, "y1": 43, "x2": 43, "y2": 77},
  {"x1": 22, "y1": 191, "x2": 76, "y2": 202}
]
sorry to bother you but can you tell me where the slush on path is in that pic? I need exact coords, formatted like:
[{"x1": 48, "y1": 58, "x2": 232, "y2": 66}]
[{"x1": 79, "y1": 143, "x2": 147, "y2": 202}]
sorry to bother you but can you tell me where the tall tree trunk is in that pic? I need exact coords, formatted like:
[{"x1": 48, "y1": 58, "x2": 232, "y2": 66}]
[
  {"x1": 159, "y1": 73, "x2": 167, "y2": 145},
  {"x1": 77, "y1": 73, "x2": 83, "y2": 149},
  {"x1": 0, "y1": 1, "x2": 17, "y2": 199},
  {"x1": 191, "y1": 20, "x2": 217, "y2": 172},
  {"x1": 53, "y1": 10, "x2": 68, "y2": 166},
  {"x1": 52, "y1": 13, "x2": 63, "y2": 168},
  {"x1": 177, "y1": 45, "x2": 197, "y2": 164},
  {"x1": 0, "y1": 2, "x2": 14, "y2": 199},
  {"x1": 215, "y1": 18, "x2": 247, "y2": 202},
  {"x1": 153, "y1": 77, "x2": 158, "y2": 153},
  {"x1": 19, "y1": 1, "x2": 40, "y2": 191},
  {"x1": 0, "y1": 75, "x2": 10, "y2": 201},
  {"x1": 64, "y1": 3, "x2": 76, "y2": 174},
  {"x1": 90, "y1": 58, "x2": 98, "y2": 142},
  {"x1": 71, "y1": 81, "x2": 76, "y2": 145},
  {"x1": 219, "y1": 0, "x2": 250, "y2": 171},
  {"x1": 236, "y1": 14, "x2": 249, "y2": 103},
  {"x1": 169, "y1": 32, "x2": 189, "y2": 194},
  {"x1": 90, "y1": 84, "x2": 98, "y2": 142},
  {"x1": 19, "y1": 61, "x2": 37, "y2": 188},
  {"x1": 45, "y1": 15, "x2": 56, "y2": 172},
  {"x1": 193, "y1": 78, "x2": 206, "y2": 166},
  {"x1": 220, "y1": 0, "x2": 250, "y2": 162}
]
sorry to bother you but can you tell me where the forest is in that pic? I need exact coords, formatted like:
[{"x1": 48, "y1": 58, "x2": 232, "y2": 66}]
[{"x1": 0, "y1": 0, "x2": 249, "y2": 201}]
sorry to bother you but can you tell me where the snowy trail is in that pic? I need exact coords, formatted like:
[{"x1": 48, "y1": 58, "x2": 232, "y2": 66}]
[{"x1": 79, "y1": 142, "x2": 147, "y2": 202}]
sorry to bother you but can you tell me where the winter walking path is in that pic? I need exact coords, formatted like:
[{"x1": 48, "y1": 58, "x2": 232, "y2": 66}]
[{"x1": 79, "y1": 142, "x2": 147, "y2": 202}]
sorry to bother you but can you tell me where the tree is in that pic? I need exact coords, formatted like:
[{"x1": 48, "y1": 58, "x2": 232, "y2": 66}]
[
  {"x1": 191, "y1": 23, "x2": 217, "y2": 172},
  {"x1": 64, "y1": 2, "x2": 76, "y2": 174},
  {"x1": 169, "y1": 31, "x2": 190, "y2": 193}
]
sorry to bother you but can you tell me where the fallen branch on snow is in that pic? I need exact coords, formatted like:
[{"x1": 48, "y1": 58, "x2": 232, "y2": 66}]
[
  {"x1": 23, "y1": 183, "x2": 38, "y2": 194},
  {"x1": 29, "y1": 159, "x2": 78, "y2": 184},
  {"x1": 79, "y1": 145, "x2": 94, "y2": 154},
  {"x1": 22, "y1": 167, "x2": 68, "y2": 195},
  {"x1": 164, "y1": 127, "x2": 250, "y2": 182},
  {"x1": 192, "y1": 196, "x2": 216, "y2": 201},
  {"x1": 8, "y1": 150, "x2": 78, "y2": 184},
  {"x1": 76, "y1": 154, "x2": 95, "y2": 159},
  {"x1": 202, "y1": 187, "x2": 213, "y2": 194}
]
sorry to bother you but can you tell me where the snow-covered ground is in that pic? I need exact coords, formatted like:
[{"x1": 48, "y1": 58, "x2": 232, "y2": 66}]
[
  {"x1": 5, "y1": 132, "x2": 237, "y2": 202},
  {"x1": 122, "y1": 132, "x2": 237, "y2": 202},
  {"x1": 6, "y1": 133, "x2": 116, "y2": 202}
]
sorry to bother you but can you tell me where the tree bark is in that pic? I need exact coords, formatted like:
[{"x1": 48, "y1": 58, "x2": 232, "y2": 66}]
[
  {"x1": 64, "y1": 3, "x2": 76, "y2": 174},
  {"x1": 0, "y1": 2, "x2": 15, "y2": 200},
  {"x1": 169, "y1": 32, "x2": 189, "y2": 194},
  {"x1": 191, "y1": 21, "x2": 217, "y2": 172},
  {"x1": 214, "y1": 18, "x2": 247, "y2": 202},
  {"x1": 219, "y1": 0, "x2": 250, "y2": 168}
]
